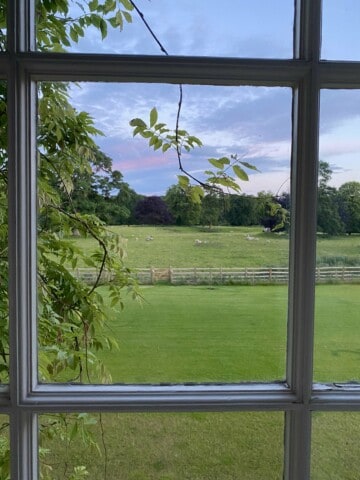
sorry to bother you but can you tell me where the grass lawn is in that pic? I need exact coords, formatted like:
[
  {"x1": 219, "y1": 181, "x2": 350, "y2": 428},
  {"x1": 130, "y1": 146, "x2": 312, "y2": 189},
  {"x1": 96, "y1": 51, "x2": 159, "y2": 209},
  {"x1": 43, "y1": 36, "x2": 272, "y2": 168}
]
[
  {"x1": 98, "y1": 285, "x2": 287, "y2": 383},
  {"x1": 41, "y1": 283, "x2": 360, "y2": 479}
]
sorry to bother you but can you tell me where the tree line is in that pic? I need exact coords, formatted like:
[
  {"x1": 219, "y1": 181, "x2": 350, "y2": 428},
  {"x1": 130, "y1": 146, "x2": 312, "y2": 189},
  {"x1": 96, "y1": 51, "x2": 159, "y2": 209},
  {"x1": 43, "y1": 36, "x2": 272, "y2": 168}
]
[{"x1": 65, "y1": 159, "x2": 360, "y2": 235}]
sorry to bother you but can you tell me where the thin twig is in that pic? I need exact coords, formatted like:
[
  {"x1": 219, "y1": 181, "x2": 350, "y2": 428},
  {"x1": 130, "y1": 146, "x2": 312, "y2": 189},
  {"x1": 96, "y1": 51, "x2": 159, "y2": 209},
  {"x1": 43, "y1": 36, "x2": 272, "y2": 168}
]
[
  {"x1": 129, "y1": 0, "x2": 169, "y2": 55},
  {"x1": 99, "y1": 413, "x2": 108, "y2": 480},
  {"x1": 130, "y1": 1, "x2": 210, "y2": 189}
]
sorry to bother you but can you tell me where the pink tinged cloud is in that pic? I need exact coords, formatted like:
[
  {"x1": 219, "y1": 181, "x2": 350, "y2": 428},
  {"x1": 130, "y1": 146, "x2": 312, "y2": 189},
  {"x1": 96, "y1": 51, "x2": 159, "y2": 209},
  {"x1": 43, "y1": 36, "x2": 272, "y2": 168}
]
[{"x1": 105, "y1": 141, "x2": 178, "y2": 173}]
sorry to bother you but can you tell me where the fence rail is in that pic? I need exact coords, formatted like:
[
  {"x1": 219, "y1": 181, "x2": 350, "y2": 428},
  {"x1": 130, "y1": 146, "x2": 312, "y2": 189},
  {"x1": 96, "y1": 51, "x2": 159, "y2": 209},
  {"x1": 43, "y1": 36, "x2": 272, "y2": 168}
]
[{"x1": 73, "y1": 266, "x2": 360, "y2": 285}]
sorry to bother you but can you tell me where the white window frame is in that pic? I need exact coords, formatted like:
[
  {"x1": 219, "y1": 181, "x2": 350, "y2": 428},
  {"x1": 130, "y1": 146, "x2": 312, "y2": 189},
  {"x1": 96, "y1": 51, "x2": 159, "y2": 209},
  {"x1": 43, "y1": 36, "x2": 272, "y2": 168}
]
[{"x1": 2, "y1": 0, "x2": 360, "y2": 478}]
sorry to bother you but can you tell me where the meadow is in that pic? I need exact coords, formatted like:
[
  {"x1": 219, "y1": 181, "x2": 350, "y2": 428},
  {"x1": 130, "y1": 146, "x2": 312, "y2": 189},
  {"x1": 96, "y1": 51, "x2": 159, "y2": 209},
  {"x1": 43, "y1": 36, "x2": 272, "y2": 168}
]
[
  {"x1": 72, "y1": 225, "x2": 360, "y2": 268},
  {"x1": 42, "y1": 284, "x2": 360, "y2": 479}
]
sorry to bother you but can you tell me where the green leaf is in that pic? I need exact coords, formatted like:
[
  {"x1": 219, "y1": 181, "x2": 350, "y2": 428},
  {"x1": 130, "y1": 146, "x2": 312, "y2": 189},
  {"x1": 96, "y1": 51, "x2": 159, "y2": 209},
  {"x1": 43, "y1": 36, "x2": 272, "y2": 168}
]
[
  {"x1": 240, "y1": 161, "x2": 259, "y2": 171},
  {"x1": 191, "y1": 186, "x2": 204, "y2": 204},
  {"x1": 122, "y1": 11, "x2": 132, "y2": 23},
  {"x1": 162, "y1": 143, "x2": 171, "y2": 153},
  {"x1": 154, "y1": 139, "x2": 163, "y2": 150},
  {"x1": 140, "y1": 130, "x2": 153, "y2": 139},
  {"x1": 99, "y1": 18, "x2": 107, "y2": 40},
  {"x1": 69, "y1": 26, "x2": 78, "y2": 43},
  {"x1": 149, "y1": 107, "x2": 158, "y2": 128},
  {"x1": 132, "y1": 126, "x2": 142, "y2": 137},
  {"x1": 219, "y1": 156, "x2": 230, "y2": 165},
  {"x1": 149, "y1": 135, "x2": 157, "y2": 146},
  {"x1": 233, "y1": 165, "x2": 249, "y2": 181},
  {"x1": 178, "y1": 175, "x2": 190, "y2": 188},
  {"x1": 188, "y1": 136, "x2": 203, "y2": 147},
  {"x1": 208, "y1": 158, "x2": 224, "y2": 169},
  {"x1": 129, "y1": 118, "x2": 147, "y2": 128},
  {"x1": 120, "y1": 0, "x2": 135, "y2": 10},
  {"x1": 88, "y1": 0, "x2": 98, "y2": 12}
]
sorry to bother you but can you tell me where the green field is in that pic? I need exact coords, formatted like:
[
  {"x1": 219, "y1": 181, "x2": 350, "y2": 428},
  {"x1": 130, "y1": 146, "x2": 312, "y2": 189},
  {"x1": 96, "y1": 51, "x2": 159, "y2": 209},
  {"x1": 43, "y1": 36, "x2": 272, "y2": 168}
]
[
  {"x1": 42, "y1": 283, "x2": 360, "y2": 478},
  {"x1": 70, "y1": 225, "x2": 360, "y2": 268}
]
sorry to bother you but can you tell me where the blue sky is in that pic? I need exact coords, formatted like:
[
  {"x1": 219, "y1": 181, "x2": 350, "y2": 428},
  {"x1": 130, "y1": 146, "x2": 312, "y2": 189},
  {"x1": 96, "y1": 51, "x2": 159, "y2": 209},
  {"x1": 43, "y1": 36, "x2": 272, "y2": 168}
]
[{"x1": 67, "y1": 1, "x2": 360, "y2": 196}]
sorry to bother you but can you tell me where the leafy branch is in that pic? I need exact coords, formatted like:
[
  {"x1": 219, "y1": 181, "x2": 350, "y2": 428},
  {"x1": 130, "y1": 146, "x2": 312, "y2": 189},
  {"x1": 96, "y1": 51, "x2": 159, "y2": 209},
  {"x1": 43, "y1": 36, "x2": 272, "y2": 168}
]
[{"x1": 128, "y1": 2, "x2": 259, "y2": 198}]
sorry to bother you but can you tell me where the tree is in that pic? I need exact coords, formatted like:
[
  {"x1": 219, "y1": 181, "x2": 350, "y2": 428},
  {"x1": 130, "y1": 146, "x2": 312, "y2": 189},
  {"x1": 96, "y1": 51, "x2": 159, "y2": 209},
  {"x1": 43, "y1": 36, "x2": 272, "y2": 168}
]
[
  {"x1": 200, "y1": 193, "x2": 222, "y2": 229},
  {"x1": 317, "y1": 161, "x2": 344, "y2": 235},
  {"x1": 255, "y1": 191, "x2": 289, "y2": 231},
  {"x1": 165, "y1": 184, "x2": 201, "y2": 225},
  {"x1": 66, "y1": 163, "x2": 140, "y2": 225},
  {"x1": 225, "y1": 194, "x2": 258, "y2": 226},
  {"x1": 338, "y1": 181, "x2": 360, "y2": 234},
  {"x1": 134, "y1": 196, "x2": 173, "y2": 225}
]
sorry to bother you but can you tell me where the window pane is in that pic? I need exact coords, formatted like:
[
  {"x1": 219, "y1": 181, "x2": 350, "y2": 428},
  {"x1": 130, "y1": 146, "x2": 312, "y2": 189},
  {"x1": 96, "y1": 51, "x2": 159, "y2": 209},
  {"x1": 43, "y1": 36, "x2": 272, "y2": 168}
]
[
  {"x1": 40, "y1": 412, "x2": 284, "y2": 479},
  {"x1": 322, "y1": 0, "x2": 360, "y2": 60},
  {"x1": 314, "y1": 90, "x2": 360, "y2": 382},
  {"x1": 312, "y1": 412, "x2": 360, "y2": 479},
  {"x1": 36, "y1": 0, "x2": 294, "y2": 58},
  {"x1": 0, "y1": 81, "x2": 7, "y2": 383},
  {"x1": 37, "y1": 82, "x2": 292, "y2": 384}
]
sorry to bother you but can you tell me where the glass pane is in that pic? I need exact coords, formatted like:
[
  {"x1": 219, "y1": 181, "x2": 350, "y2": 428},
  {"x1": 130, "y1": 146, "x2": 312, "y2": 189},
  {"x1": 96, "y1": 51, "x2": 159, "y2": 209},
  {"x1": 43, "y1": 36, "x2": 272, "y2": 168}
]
[
  {"x1": 322, "y1": 0, "x2": 360, "y2": 60},
  {"x1": 0, "y1": 81, "x2": 8, "y2": 383},
  {"x1": 314, "y1": 89, "x2": 360, "y2": 382},
  {"x1": 36, "y1": 0, "x2": 294, "y2": 58},
  {"x1": 312, "y1": 412, "x2": 360, "y2": 479},
  {"x1": 40, "y1": 412, "x2": 284, "y2": 479},
  {"x1": 0, "y1": 415, "x2": 10, "y2": 479},
  {"x1": 37, "y1": 82, "x2": 292, "y2": 384}
]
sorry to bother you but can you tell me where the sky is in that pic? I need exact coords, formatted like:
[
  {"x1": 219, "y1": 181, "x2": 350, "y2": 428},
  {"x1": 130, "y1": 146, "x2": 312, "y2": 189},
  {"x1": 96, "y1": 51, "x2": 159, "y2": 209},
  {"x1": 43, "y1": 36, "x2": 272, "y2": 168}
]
[{"x1": 65, "y1": 0, "x2": 360, "y2": 196}]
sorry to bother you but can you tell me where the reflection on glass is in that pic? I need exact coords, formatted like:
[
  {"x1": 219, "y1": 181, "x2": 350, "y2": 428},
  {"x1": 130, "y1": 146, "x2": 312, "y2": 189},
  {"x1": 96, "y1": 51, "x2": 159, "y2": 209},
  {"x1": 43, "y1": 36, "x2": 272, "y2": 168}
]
[
  {"x1": 312, "y1": 412, "x2": 360, "y2": 479},
  {"x1": 322, "y1": 0, "x2": 360, "y2": 60},
  {"x1": 36, "y1": 0, "x2": 294, "y2": 58},
  {"x1": 0, "y1": 81, "x2": 8, "y2": 383},
  {"x1": 0, "y1": 416, "x2": 9, "y2": 479},
  {"x1": 37, "y1": 82, "x2": 291, "y2": 384},
  {"x1": 0, "y1": 2, "x2": 5, "y2": 51},
  {"x1": 314, "y1": 90, "x2": 360, "y2": 382},
  {"x1": 40, "y1": 412, "x2": 284, "y2": 479}
]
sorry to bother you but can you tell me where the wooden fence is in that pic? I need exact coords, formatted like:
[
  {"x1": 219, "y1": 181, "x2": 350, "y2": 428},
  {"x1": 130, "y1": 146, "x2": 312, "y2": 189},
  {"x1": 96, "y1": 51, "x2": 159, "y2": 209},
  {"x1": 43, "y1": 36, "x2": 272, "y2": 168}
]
[{"x1": 73, "y1": 266, "x2": 360, "y2": 285}]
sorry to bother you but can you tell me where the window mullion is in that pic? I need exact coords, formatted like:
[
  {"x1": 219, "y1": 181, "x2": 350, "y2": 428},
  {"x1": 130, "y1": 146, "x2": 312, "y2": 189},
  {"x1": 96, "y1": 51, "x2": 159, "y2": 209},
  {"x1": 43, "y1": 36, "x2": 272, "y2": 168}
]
[
  {"x1": 10, "y1": 411, "x2": 38, "y2": 479},
  {"x1": 8, "y1": 1, "x2": 38, "y2": 479},
  {"x1": 285, "y1": 1, "x2": 322, "y2": 479}
]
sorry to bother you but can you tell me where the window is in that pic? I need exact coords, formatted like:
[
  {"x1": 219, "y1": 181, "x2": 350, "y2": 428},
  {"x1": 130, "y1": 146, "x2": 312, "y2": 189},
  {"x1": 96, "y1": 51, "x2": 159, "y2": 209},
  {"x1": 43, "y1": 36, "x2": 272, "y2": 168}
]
[{"x1": 2, "y1": 1, "x2": 360, "y2": 478}]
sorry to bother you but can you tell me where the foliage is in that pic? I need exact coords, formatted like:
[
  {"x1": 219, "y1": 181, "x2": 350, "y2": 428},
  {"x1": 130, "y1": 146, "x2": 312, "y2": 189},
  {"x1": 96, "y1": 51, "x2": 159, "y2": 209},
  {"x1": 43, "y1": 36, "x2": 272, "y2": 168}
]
[
  {"x1": 317, "y1": 161, "x2": 344, "y2": 235},
  {"x1": 200, "y1": 193, "x2": 223, "y2": 229},
  {"x1": 37, "y1": 0, "x2": 134, "y2": 52},
  {"x1": 60, "y1": 152, "x2": 140, "y2": 225},
  {"x1": 129, "y1": 109, "x2": 258, "y2": 197},
  {"x1": 256, "y1": 192, "x2": 289, "y2": 232},
  {"x1": 225, "y1": 194, "x2": 258, "y2": 226},
  {"x1": 134, "y1": 196, "x2": 173, "y2": 225},
  {"x1": 338, "y1": 181, "x2": 360, "y2": 234},
  {"x1": 164, "y1": 184, "x2": 201, "y2": 226}
]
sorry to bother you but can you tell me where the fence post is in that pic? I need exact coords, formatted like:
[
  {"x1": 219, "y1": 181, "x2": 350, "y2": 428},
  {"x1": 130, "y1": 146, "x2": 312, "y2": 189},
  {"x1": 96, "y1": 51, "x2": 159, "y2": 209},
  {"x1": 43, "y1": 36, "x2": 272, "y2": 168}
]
[
  {"x1": 169, "y1": 266, "x2": 172, "y2": 284},
  {"x1": 150, "y1": 267, "x2": 154, "y2": 285}
]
